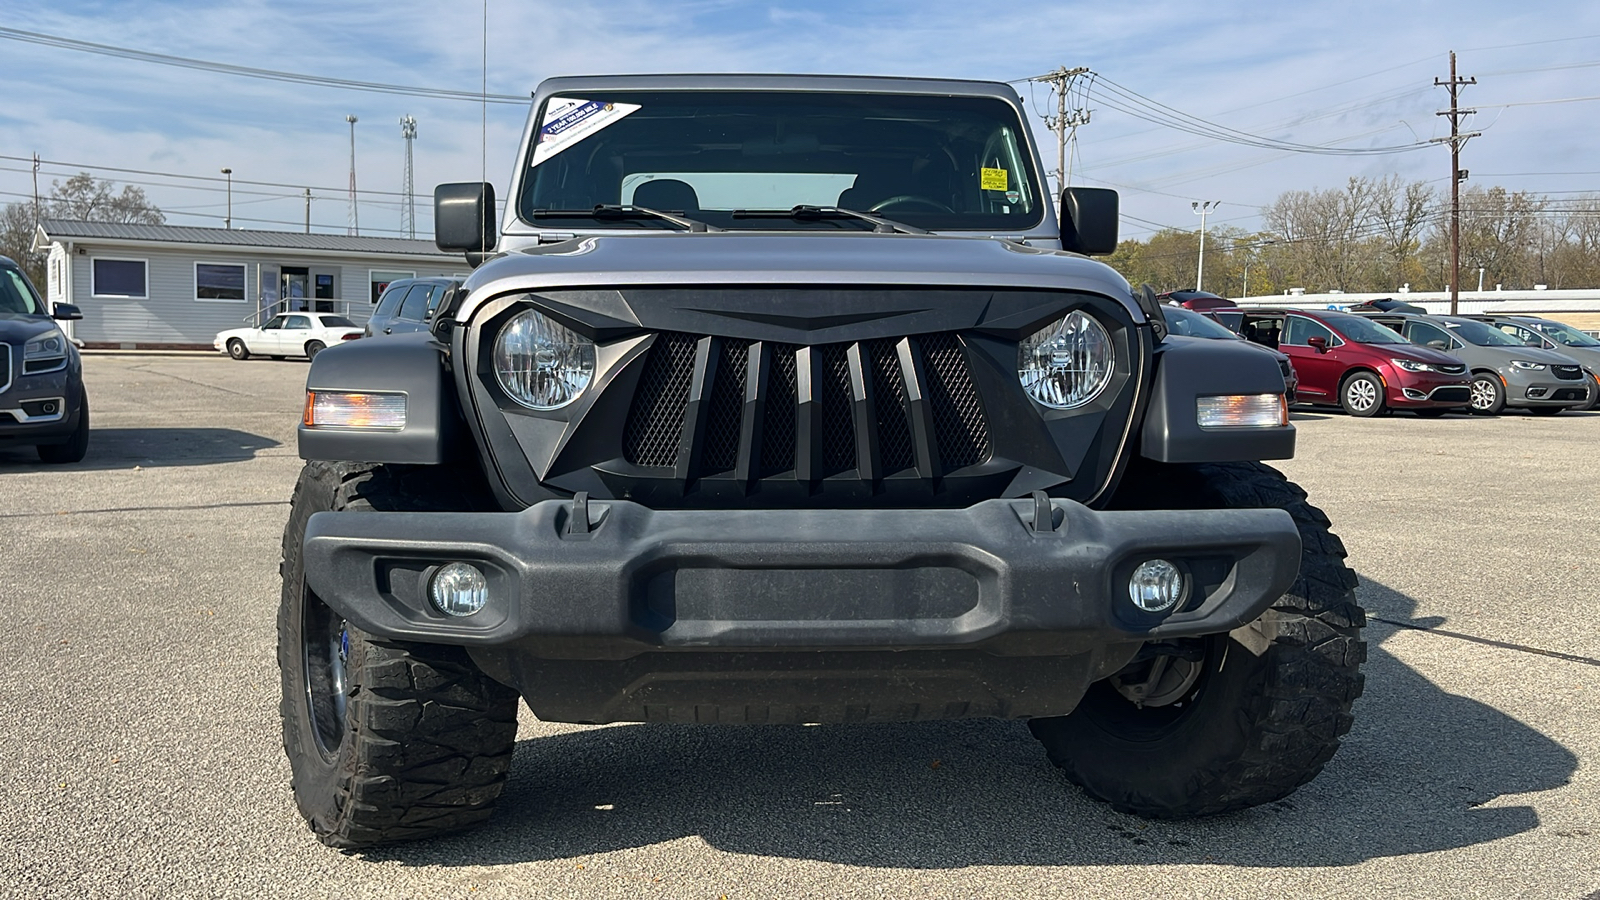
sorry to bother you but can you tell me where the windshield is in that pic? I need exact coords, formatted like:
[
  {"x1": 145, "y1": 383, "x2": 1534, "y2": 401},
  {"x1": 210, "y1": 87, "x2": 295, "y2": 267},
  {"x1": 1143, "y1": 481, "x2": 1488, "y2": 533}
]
[
  {"x1": 1533, "y1": 320, "x2": 1600, "y2": 347},
  {"x1": 1, "y1": 266, "x2": 45, "y2": 315},
  {"x1": 1164, "y1": 306, "x2": 1240, "y2": 340},
  {"x1": 319, "y1": 315, "x2": 357, "y2": 328},
  {"x1": 519, "y1": 90, "x2": 1043, "y2": 232},
  {"x1": 1326, "y1": 312, "x2": 1410, "y2": 345},
  {"x1": 1444, "y1": 319, "x2": 1520, "y2": 346}
]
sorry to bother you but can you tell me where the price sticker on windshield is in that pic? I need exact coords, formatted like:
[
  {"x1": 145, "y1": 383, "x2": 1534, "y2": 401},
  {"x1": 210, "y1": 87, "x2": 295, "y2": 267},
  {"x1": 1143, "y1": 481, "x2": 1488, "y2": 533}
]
[
  {"x1": 980, "y1": 167, "x2": 1009, "y2": 191},
  {"x1": 532, "y1": 98, "x2": 642, "y2": 167}
]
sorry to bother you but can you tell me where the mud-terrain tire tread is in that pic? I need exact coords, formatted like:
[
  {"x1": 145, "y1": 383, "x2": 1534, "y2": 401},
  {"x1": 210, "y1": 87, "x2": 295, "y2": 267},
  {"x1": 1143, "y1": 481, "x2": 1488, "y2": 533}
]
[
  {"x1": 278, "y1": 460, "x2": 518, "y2": 848},
  {"x1": 1030, "y1": 461, "x2": 1365, "y2": 819}
]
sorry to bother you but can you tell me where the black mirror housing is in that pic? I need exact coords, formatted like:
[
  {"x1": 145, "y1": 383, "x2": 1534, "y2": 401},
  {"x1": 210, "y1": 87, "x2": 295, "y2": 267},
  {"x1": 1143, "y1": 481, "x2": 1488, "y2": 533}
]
[
  {"x1": 52, "y1": 303, "x2": 82, "y2": 321},
  {"x1": 435, "y1": 182, "x2": 498, "y2": 254},
  {"x1": 1059, "y1": 187, "x2": 1119, "y2": 255}
]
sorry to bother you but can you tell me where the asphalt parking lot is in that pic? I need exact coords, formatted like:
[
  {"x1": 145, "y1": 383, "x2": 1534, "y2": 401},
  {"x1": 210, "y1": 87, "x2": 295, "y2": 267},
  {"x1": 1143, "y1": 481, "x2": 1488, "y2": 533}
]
[{"x1": 2, "y1": 353, "x2": 1597, "y2": 900}]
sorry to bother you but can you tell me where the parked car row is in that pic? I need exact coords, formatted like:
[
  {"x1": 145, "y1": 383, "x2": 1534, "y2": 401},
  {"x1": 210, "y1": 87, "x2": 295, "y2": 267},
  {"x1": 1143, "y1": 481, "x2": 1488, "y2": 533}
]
[
  {"x1": 1162, "y1": 291, "x2": 1598, "y2": 417},
  {"x1": 211, "y1": 277, "x2": 462, "y2": 362}
]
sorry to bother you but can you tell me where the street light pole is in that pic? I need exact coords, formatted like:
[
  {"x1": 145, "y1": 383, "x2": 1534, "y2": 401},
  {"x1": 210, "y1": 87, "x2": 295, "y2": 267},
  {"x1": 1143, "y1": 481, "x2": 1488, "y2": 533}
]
[
  {"x1": 220, "y1": 167, "x2": 233, "y2": 229},
  {"x1": 1192, "y1": 201, "x2": 1219, "y2": 291}
]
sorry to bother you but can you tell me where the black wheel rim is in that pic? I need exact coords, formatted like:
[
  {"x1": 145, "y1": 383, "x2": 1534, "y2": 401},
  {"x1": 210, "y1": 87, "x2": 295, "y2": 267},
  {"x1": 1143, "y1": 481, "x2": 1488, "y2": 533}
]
[
  {"x1": 301, "y1": 581, "x2": 349, "y2": 757},
  {"x1": 1078, "y1": 637, "x2": 1220, "y2": 741}
]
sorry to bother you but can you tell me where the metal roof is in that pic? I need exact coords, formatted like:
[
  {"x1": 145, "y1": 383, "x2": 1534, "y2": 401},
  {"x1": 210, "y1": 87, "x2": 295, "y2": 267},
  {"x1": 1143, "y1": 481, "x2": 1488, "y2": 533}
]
[{"x1": 38, "y1": 219, "x2": 456, "y2": 259}]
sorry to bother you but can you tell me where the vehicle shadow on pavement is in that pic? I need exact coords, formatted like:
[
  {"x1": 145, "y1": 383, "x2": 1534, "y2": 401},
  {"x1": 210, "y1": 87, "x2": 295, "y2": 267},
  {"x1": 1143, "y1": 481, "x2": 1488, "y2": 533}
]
[
  {"x1": 367, "y1": 574, "x2": 1576, "y2": 870},
  {"x1": 0, "y1": 427, "x2": 279, "y2": 471}
]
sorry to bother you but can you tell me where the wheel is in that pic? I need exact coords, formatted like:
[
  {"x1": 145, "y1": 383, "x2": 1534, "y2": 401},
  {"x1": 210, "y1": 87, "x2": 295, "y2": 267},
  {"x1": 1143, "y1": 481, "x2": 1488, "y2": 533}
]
[
  {"x1": 279, "y1": 461, "x2": 519, "y2": 848},
  {"x1": 1339, "y1": 372, "x2": 1384, "y2": 417},
  {"x1": 1582, "y1": 380, "x2": 1600, "y2": 412},
  {"x1": 1527, "y1": 405, "x2": 1563, "y2": 416},
  {"x1": 304, "y1": 340, "x2": 326, "y2": 360},
  {"x1": 226, "y1": 338, "x2": 250, "y2": 360},
  {"x1": 1469, "y1": 373, "x2": 1505, "y2": 415},
  {"x1": 1029, "y1": 461, "x2": 1365, "y2": 819},
  {"x1": 37, "y1": 388, "x2": 89, "y2": 464},
  {"x1": 867, "y1": 194, "x2": 956, "y2": 214},
  {"x1": 1412, "y1": 408, "x2": 1448, "y2": 418}
]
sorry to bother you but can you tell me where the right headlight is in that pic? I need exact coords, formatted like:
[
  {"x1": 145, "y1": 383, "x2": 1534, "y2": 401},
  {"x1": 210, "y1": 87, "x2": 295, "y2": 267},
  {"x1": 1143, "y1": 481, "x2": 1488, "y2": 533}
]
[
  {"x1": 1018, "y1": 310, "x2": 1114, "y2": 409},
  {"x1": 1509, "y1": 360, "x2": 1546, "y2": 371},
  {"x1": 1391, "y1": 358, "x2": 1433, "y2": 373},
  {"x1": 493, "y1": 308, "x2": 595, "y2": 410}
]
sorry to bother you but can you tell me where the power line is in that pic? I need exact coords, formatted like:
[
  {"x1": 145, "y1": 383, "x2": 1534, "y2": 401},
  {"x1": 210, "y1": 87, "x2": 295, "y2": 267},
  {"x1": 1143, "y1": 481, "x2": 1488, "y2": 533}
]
[
  {"x1": 0, "y1": 26, "x2": 528, "y2": 105},
  {"x1": 1432, "y1": 51, "x2": 1479, "y2": 313},
  {"x1": 0, "y1": 153, "x2": 412, "y2": 198}
]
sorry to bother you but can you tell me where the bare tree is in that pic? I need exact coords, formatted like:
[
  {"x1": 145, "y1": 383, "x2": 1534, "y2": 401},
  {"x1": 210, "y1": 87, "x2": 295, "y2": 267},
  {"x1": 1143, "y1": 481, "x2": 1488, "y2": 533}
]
[
  {"x1": 47, "y1": 172, "x2": 166, "y2": 225},
  {"x1": 1369, "y1": 176, "x2": 1435, "y2": 290},
  {"x1": 0, "y1": 202, "x2": 47, "y2": 287}
]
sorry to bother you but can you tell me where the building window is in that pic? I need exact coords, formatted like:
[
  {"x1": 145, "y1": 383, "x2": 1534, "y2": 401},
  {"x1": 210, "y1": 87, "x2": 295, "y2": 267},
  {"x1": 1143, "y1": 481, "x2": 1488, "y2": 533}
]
[
  {"x1": 370, "y1": 270, "x2": 415, "y2": 303},
  {"x1": 92, "y1": 258, "x2": 148, "y2": 298},
  {"x1": 196, "y1": 262, "x2": 248, "y2": 301}
]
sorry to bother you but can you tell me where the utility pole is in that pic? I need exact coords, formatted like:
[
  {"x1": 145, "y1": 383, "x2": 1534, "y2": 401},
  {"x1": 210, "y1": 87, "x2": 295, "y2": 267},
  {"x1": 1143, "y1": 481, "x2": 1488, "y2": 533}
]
[
  {"x1": 220, "y1": 167, "x2": 233, "y2": 229},
  {"x1": 1192, "y1": 201, "x2": 1219, "y2": 291},
  {"x1": 303, "y1": 188, "x2": 312, "y2": 234},
  {"x1": 346, "y1": 114, "x2": 360, "y2": 237},
  {"x1": 1431, "y1": 51, "x2": 1478, "y2": 315},
  {"x1": 1030, "y1": 67, "x2": 1090, "y2": 193},
  {"x1": 400, "y1": 115, "x2": 418, "y2": 239},
  {"x1": 31, "y1": 152, "x2": 40, "y2": 232}
]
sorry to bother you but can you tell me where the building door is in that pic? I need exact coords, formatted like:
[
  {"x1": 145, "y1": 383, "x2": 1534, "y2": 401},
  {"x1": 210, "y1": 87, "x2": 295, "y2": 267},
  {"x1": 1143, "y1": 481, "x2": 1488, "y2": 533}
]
[
  {"x1": 258, "y1": 263, "x2": 281, "y2": 324},
  {"x1": 282, "y1": 267, "x2": 310, "y2": 312}
]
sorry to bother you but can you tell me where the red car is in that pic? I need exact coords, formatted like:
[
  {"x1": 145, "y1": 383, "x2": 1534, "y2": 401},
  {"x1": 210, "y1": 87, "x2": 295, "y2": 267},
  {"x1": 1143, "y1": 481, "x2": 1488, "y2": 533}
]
[{"x1": 1238, "y1": 308, "x2": 1471, "y2": 417}]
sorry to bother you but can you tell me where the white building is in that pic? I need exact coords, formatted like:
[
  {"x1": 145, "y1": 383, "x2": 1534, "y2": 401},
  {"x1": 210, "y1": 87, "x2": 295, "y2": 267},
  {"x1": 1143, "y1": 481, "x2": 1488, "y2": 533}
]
[{"x1": 33, "y1": 219, "x2": 467, "y2": 349}]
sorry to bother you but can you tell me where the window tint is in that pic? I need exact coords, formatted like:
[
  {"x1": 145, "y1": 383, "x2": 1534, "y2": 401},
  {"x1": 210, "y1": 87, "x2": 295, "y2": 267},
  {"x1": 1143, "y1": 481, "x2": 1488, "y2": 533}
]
[
  {"x1": 1, "y1": 267, "x2": 44, "y2": 314},
  {"x1": 319, "y1": 315, "x2": 357, "y2": 328},
  {"x1": 397, "y1": 284, "x2": 436, "y2": 321},
  {"x1": 1283, "y1": 316, "x2": 1334, "y2": 346},
  {"x1": 1497, "y1": 323, "x2": 1546, "y2": 347},
  {"x1": 93, "y1": 259, "x2": 146, "y2": 297},
  {"x1": 1405, "y1": 321, "x2": 1453, "y2": 348},
  {"x1": 373, "y1": 284, "x2": 408, "y2": 319},
  {"x1": 285, "y1": 315, "x2": 312, "y2": 330}
]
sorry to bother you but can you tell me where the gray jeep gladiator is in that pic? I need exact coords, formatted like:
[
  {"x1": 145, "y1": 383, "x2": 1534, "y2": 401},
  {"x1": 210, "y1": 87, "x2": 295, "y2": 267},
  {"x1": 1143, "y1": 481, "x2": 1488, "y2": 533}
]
[{"x1": 279, "y1": 74, "x2": 1364, "y2": 848}]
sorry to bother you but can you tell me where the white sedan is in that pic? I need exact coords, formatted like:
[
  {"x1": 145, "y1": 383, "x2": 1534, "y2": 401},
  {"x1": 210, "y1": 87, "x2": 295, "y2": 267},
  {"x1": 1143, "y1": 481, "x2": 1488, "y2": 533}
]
[{"x1": 214, "y1": 313, "x2": 363, "y2": 361}]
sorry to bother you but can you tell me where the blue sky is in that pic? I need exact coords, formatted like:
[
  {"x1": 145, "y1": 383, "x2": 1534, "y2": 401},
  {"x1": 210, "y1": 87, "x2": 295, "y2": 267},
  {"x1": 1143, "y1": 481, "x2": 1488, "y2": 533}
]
[{"x1": 2, "y1": 0, "x2": 1598, "y2": 240}]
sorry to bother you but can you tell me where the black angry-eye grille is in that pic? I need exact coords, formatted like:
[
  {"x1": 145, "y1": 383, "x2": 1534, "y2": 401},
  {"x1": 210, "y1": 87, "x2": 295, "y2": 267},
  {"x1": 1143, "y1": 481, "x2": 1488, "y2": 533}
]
[
  {"x1": 622, "y1": 332, "x2": 990, "y2": 483},
  {"x1": 622, "y1": 332, "x2": 697, "y2": 467},
  {"x1": 920, "y1": 332, "x2": 990, "y2": 468}
]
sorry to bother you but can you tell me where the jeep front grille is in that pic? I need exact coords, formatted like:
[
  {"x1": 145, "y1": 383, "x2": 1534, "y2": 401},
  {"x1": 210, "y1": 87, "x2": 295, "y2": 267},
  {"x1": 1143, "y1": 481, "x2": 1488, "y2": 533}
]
[{"x1": 622, "y1": 332, "x2": 991, "y2": 480}]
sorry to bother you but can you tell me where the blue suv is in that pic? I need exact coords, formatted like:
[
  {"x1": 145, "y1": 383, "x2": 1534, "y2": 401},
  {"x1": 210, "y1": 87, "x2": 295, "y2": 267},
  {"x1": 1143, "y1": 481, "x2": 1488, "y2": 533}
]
[{"x1": 0, "y1": 256, "x2": 88, "y2": 463}]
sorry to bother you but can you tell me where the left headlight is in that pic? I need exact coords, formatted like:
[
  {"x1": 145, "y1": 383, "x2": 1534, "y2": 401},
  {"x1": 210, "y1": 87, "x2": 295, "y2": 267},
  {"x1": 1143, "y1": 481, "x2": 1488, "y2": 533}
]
[
  {"x1": 1509, "y1": 360, "x2": 1547, "y2": 371},
  {"x1": 493, "y1": 308, "x2": 595, "y2": 410},
  {"x1": 23, "y1": 328, "x2": 68, "y2": 374},
  {"x1": 1018, "y1": 310, "x2": 1114, "y2": 410}
]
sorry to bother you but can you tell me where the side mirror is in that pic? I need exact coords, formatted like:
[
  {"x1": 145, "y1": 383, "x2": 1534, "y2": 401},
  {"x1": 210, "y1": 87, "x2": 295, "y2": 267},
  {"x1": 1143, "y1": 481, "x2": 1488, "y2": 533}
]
[
  {"x1": 1059, "y1": 187, "x2": 1119, "y2": 255},
  {"x1": 1307, "y1": 336, "x2": 1328, "y2": 353},
  {"x1": 435, "y1": 182, "x2": 498, "y2": 254},
  {"x1": 52, "y1": 303, "x2": 82, "y2": 321},
  {"x1": 1426, "y1": 339, "x2": 1448, "y2": 350}
]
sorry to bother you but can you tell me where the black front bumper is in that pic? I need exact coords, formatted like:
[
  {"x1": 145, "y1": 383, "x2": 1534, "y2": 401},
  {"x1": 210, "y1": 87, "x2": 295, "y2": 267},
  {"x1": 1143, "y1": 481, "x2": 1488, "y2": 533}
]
[{"x1": 302, "y1": 496, "x2": 1300, "y2": 722}]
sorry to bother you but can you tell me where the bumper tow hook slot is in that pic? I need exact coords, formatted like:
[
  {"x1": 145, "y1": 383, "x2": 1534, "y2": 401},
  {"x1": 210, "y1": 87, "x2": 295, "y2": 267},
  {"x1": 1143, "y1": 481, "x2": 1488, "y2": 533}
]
[
  {"x1": 1030, "y1": 490, "x2": 1059, "y2": 534},
  {"x1": 567, "y1": 491, "x2": 591, "y2": 536}
]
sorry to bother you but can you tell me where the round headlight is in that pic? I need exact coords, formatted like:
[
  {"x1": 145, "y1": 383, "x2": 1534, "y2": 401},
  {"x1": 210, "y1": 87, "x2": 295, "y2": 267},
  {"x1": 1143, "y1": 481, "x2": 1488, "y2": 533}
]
[
  {"x1": 494, "y1": 309, "x2": 596, "y2": 410},
  {"x1": 1018, "y1": 311, "x2": 1114, "y2": 409}
]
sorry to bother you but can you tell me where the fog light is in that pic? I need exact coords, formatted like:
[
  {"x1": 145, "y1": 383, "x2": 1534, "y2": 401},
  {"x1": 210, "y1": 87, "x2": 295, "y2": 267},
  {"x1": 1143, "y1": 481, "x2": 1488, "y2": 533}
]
[
  {"x1": 1196, "y1": 394, "x2": 1288, "y2": 428},
  {"x1": 429, "y1": 562, "x2": 488, "y2": 617},
  {"x1": 1129, "y1": 559, "x2": 1185, "y2": 613}
]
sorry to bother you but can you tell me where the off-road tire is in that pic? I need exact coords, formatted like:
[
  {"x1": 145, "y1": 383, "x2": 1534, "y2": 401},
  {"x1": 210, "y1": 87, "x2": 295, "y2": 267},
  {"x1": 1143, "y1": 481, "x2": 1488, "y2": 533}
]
[
  {"x1": 1469, "y1": 372, "x2": 1506, "y2": 415},
  {"x1": 1339, "y1": 372, "x2": 1384, "y2": 418},
  {"x1": 226, "y1": 338, "x2": 250, "y2": 360},
  {"x1": 304, "y1": 340, "x2": 326, "y2": 360},
  {"x1": 1029, "y1": 461, "x2": 1365, "y2": 819},
  {"x1": 37, "y1": 387, "x2": 89, "y2": 464},
  {"x1": 278, "y1": 461, "x2": 519, "y2": 848}
]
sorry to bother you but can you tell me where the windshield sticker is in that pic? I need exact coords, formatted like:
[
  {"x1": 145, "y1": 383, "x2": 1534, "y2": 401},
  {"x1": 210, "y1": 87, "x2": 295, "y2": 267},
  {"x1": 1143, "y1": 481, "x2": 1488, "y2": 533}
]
[
  {"x1": 980, "y1": 167, "x2": 1008, "y2": 191},
  {"x1": 531, "y1": 98, "x2": 641, "y2": 167}
]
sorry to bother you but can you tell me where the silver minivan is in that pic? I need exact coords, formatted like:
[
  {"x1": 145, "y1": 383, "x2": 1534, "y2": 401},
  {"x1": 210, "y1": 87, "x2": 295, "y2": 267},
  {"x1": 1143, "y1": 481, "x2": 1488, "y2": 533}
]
[
  {"x1": 365, "y1": 277, "x2": 460, "y2": 338},
  {"x1": 1359, "y1": 312, "x2": 1592, "y2": 415}
]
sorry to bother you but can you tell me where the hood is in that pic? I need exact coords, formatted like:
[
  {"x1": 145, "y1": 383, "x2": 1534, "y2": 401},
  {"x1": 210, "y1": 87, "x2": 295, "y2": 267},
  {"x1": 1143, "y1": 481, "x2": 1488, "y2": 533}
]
[
  {"x1": 1467, "y1": 344, "x2": 1584, "y2": 366},
  {"x1": 0, "y1": 314, "x2": 61, "y2": 345},
  {"x1": 1548, "y1": 343, "x2": 1600, "y2": 368},
  {"x1": 1387, "y1": 343, "x2": 1461, "y2": 366},
  {"x1": 460, "y1": 232, "x2": 1138, "y2": 321}
]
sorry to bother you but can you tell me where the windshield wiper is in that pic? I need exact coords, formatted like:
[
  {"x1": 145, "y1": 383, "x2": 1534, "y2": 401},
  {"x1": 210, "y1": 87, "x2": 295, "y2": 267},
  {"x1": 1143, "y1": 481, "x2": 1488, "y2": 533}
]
[
  {"x1": 530, "y1": 204, "x2": 720, "y2": 232},
  {"x1": 730, "y1": 205, "x2": 928, "y2": 235}
]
